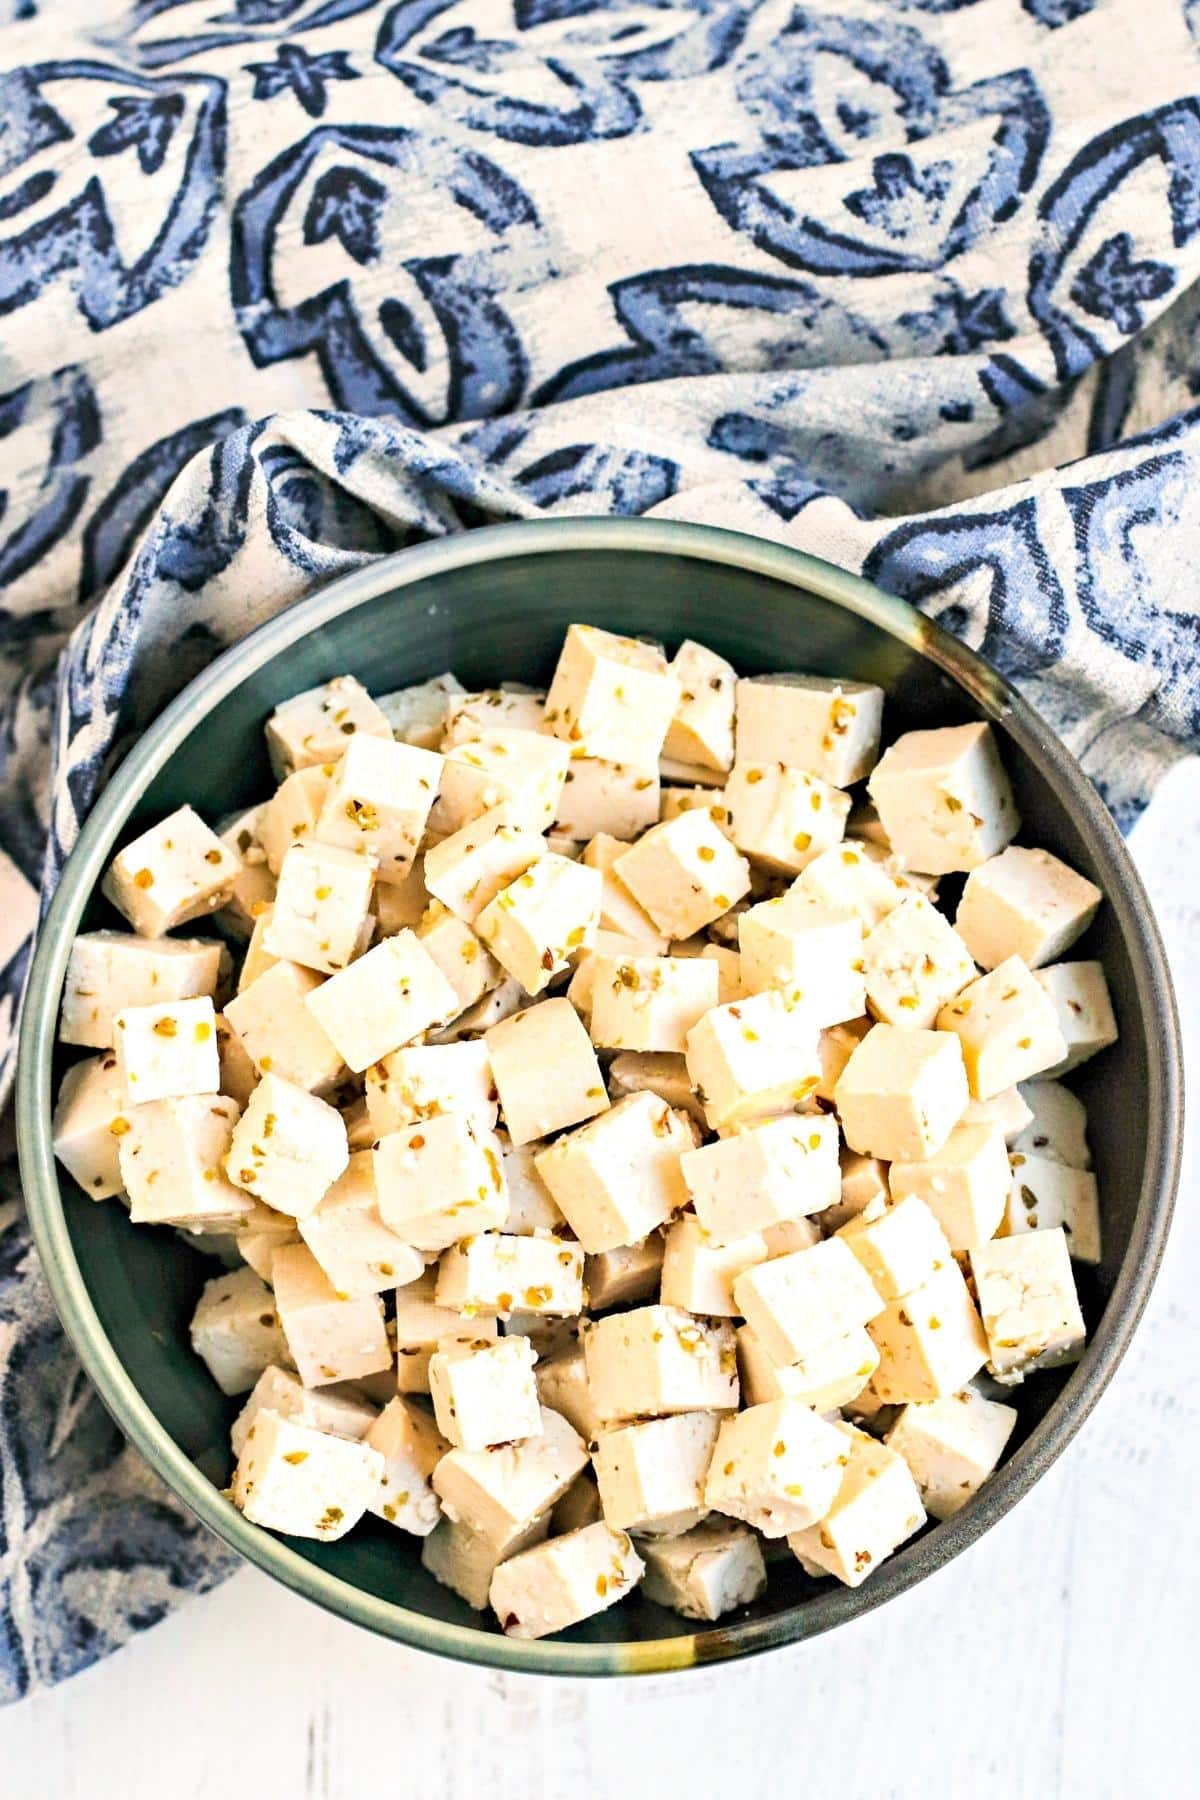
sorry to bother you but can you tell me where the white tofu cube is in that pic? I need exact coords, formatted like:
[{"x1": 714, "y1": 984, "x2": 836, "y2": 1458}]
[
  {"x1": 888, "y1": 1121, "x2": 1010, "y2": 1252},
  {"x1": 956, "y1": 845, "x2": 1102, "y2": 970},
  {"x1": 824, "y1": 1147, "x2": 889, "y2": 1232},
  {"x1": 681, "y1": 1114, "x2": 840, "y2": 1243},
  {"x1": 534, "y1": 1342, "x2": 605, "y2": 1442},
  {"x1": 314, "y1": 735, "x2": 442, "y2": 882},
  {"x1": 607, "y1": 1050, "x2": 706, "y2": 1128},
  {"x1": 568, "y1": 930, "x2": 660, "y2": 1018},
  {"x1": 795, "y1": 843, "x2": 904, "y2": 930},
  {"x1": 476, "y1": 855, "x2": 601, "y2": 996},
  {"x1": 544, "y1": 624, "x2": 680, "y2": 767},
  {"x1": 1001, "y1": 1154, "x2": 1101, "y2": 1264},
  {"x1": 1013, "y1": 1080, "x2": 1091, "y2": 1167},
  {"x1": 298, "y1": 1150, "x2": 426, "y2": 1295},
  {"x1": 432, "y1": 1404, "x2": 589, "y2": 1553},
  {"x1": 214, "y1": 805, "x2": 275, "y2": 939},
  {"x1": 365, "y1": 1395, "x2": 449, "y2": 1535},
  {"x1": 736, "y1": 1323, "x2": 879, "y2": 1412},
  {"x1": 733, "y1": 1238, "x2": 883, "y2": 1367},
  {"x1": 304, "y1": 931, "x2": 459, "y2": 1073},
  {"x1": 660, "y1": 640, "x2": 736, "y2": 775},
  {"x1": 119, "y1": 1094, "x2": 252, "y2": 1228},
  {"x1": 735, "y1": 675, "x2": 883, "y2": 787},
  {"x1": 961, "y1": 1085, "x2": 1034, "y2": 1144},
  {"x1": 52, "y1": 1052, "x2": 130, "y2": 1199},
  {"x1": 442, "y1": 687, "x2": 545, "y2": 746},
  {"x1": 423, "y1": 807, "x2": 546, "y2": 925},
  {"x1": 700, "y1": 942, "x2": 744, "y2": 1006},
  {"x1": 436, "y1": 1233, "x2": 585, "y2": 1318},
  {"x1": 60, "y1": 931, "x2": 225, "y2": 1049},
  {"x1": 376, "y1": 672, "x2": 463, "y2": 749},
  {"x1": 215, "y1": 1012, "x2": 259, "y2": 1107},
  {"x1": 498, "y1": 1132, "x2": 567, "y2": 1235},
  {"x1": 937, "y1": 956, "x2": 1067, "y2": 1099},
  {"x1": 593, "y1": 1410, "x2": 721, "y2": 1536},
  {"x1": 374, "y1": 1114, "x2": 508, "y2": 1253},
  {"x1": 867, "y1": 723, "x2": 1019, "y2": 875},
  {"x1": 814, "y1": 1018, "x2": 872, "y2": 1107},
  {"x1": 861, "y1": 894, "x2": 974, "y2": 1029},
  {"x1": 762, "y1": 1217, "x2": 821, "y2": 1257},
  {"x1": 416, "y1": 903, "x2": 502, "y2": 1015},
  {"x1": 224, "y1": 961, "x2": 345, "y2": 1094},
  {"x1": 373, "y1": 854, "x2": 430, "y2": 936},
  {"x1": 834, "y1": 1024, "x2": 968, "y2": 1161},
  {"x1": 534, "y1": 1092, "x2": 692, "y2": 1254},
  {"x1": 584, "y1": 1234, "x2": 665, "y2": 1311},
  {"x1": 589, "y1": 953, "x2": 719, "y2": 1054},
  {"x1": 613, "y1": 810, "x2": 750, "y2": 940},
  {"x1": 224, "y1": 1071, "x2": 348, "y2": 1219},
  {"x1": 237, "y1": 904, "x2": 281, "y2": 993},
  {"x1": 231, "y1": 1364, "x2": 377, "y2": 1458},
  {"x1": 886, "y1": 1389, "x2": 1018, "y2": 1520},
  {"x1": 969, "y1": 1228, "x2": 1086, "y2": 1383},
  {"x1": 837, "y1": 1195, "x2": 953, "y2": 1301},
  {"x1": 1035, "y1": 961, "x2": 1118, "y2": 1073},
  {"x1": 787, "y1": 1425, "x2": 925, "y2": 1586},
  {"x1": 438, "y1": 729, "x2": 569, "y2": 835},
  {"x1": 685, "y1": 990, "x2": 823, "y2": 1132},
  {"x1": 264, "y1": 841, "x2": 376, "y2": 976},
  {"x1": 233, "y1": 1203, "x2": 300, "y2": 1280},
  {"x1": 489, "y1": 1520, "x2": 644, "y2": 1639},
  {"x1": 265, "y1": 675, "x2": 391, "y2": 778},
  {"x1": 113, "y1": 996, "x2": 220, "y2": 1104},
  {"x1": 423, "y1": 1514, "x2": 548, "y2": 1610},
  {"x1": 867, "y1": 1263, "x2": 988, "y2": 1402},
  {"x1": 232, "y1": 1408, "x2": 384, "y2": 1539},
  {"x1": 738, "y1": 893, "x2": 864, "y2": 1025},
  {"x1": 365, "y1": 1039, "x2": 497, "y2": 1138},
  {"x1": 189, "y1": 1266, "x2": 290, "y2": 1395},
  {"x1": 723, "y1": 763, "x2": 850, "y2": 875},
  {"x1": 581, "y1": 834, "x2": 668, "y2": 946},
  {"x1": 487, "y1": 998, "x2": 608, "y2": 1145},
  {"x1": 582, "y1": 1305, "x2": 738, "y2": 1423},
  {"x1": 640, "y1": 1520, "x2": 766, "y2": 1621},
  {"x1": 102, "y1": 806, "x2": 240, "y2": 936},
  {"x1": 555, "y1": 756, "x2": 660, "y2": 842},
  {"x1": 429, "y1": 1335, "x2": 542, "y2": 1450},
  {"x1": 271, "y1": 1241, "x2": 391, "y2": 1387},
  {"x1": 705, "y1": 1398, "x2": 848, "y2": 1535},
  {"x1": 660, "y1": 1213, "x2": 769, "y2": 1316},
  {"x1": 394, "y1": 1271, "x2": 499, "y2": 1393},
  {"x1": 258, "y1": 766, "x2": 332, "y2": 877}
]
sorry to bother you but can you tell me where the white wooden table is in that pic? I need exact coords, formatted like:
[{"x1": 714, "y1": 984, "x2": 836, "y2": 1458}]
[{"x1": 5, "y1": 768, "x2": 1199, "y2": 1799}]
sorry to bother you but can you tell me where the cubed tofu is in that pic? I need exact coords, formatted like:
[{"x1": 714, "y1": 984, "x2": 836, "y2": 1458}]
[
  {"x1": 438, "y1": 729, "x2": 569, "y2": 835},
  {"x1": 365, "y1": 1039, "x2": 496, "y2": 1139},
  {"x1": 861, "y1": 894, "x2": 974, "y2": 1029},
  {"x1": 838, "y1": 1195, "x2": 954, "y2": 1302},
  {"x1": 298, "y1": 1151, "x2": 426, "y2": 1295},
  {"x1": 867, "y1": 1263, "x2": 988, "y2": 1403},
  {"x1": 52, "y1": 1052, "x2": 130, "y2": 1199},
  {"x1": 660, "y1": 1213, "x2": 769, "y2": 1316},
  {"x1": 265, "y1": 676, "x2": 391, "y2": 779},
  {"x1": 224, "y1": 1071, "x2": 349, "y2": 1219},
  {"x1": 1013, "y1": 1080, "x2": 1091, "y2": 1167},
  {"x1": 937, "y1": 956, "x2": 1067, "y2": 1100},
  {"x1": 888, "y1": 1122, "x2": 1010, "y2": 1252},
  {"x1": 685, "y1": 990, "x2": 823, "y2": 1132},
  {"x1": 613, "y1": 810, "x2": 751, "y2": 940},
  {"x1": 233, "y1": 1204, "x2": 300, "y2": 1281},
  {"x1": 416, "y1": 903, "x2": 503, "y2": 1015},
  {"x1": 224, "y1": 961, "x2": 346, "y2": 1094},
  {"x1": 215, "y1": 1012, "x2": 259, "y2": 1107},
  {"x1": 1001, "y1": 1154, "x2": 1101, "y2": 1264},
  {"x1": 705, "y1": 1398, "x2": 848, "y2": 1535},
  {"x1": 581, "y1": 834, "x2": 669, "y2": 946},
  {"x1": 314, "y1": 735, "x2": 442, "y2": 882},
  {"x1": 264, "y1": 841, "x2": 376, "y2": 976},
  {"x1": 969, "y1": 1228, "x2": 1086, "y2": 1383},
  {"x1": 376, "y1": 672, "x2": 464, "y2": 749},
  {"x1": 639, "y1": 1520, "x2": 766, "y2": 1621},
  {"x1": 436, "y1": 1233, "x2": 585, "y2": 1318},
  {"x1": 700, "y1": 942, "x2": 745, "y2": 1006},
  {"x1": 231, "y1": 1364, "x2": 378, "y2": 1458},
  {"x1": 189, "y1": 1266, "x2": 290, "y2": 1395},
  {"x1": 394, "y1": 1271, "x2": 499, "y2": 1393},
  {"x1": 365, "y1": 1395, "x2": 449, "y2": 1535},
  {"x1": 584, "y1": 1235, "x2": 665, "y2": 1311},
  {"x1": 787, "y1": 1424, "x2": 925, "y2": 1586},
  {"x1": 735, "y1": 675, "x2": 883, "y2": 788},
  {"x1": 568, "y1": 930, "x2": 658, "y2": 1018},
  {"x1": 423, "y1": 807, "x2": 546, "y2": 925},
  {"x1": 867, "y1": 723, "x2": 1018, "y2": 875},
  {"x1": 607, "y1": 1050, "x2": 706, "y2": 1128},
  {"x1": 723, "y1": 763, "x2": 850, "y2": 876},
  {"x1": 543, "y1": 624, "x2": 680, "y2": 766},
  {"x1": 214, "y1": 805, "x2": 276, "y2": 939},
  {"x1": 961, "y1": 1085, "x2": 1034, "y2": 1144},
  {"x1": 489, "y1": 1519, "x2": 644, "y2": 1639},
  {"x1": 102, "y1": 806, "x2": 241, "y2": 936},
  {"x1": 737, "y1": 893, "x2": 864, "y2": 1025},
  {"x1": 271, "y1": 1240, "x2": 391, "y2": 1387},
  {"x1": 60, "y1": 931, "x2": 225, "y2": 1049},
  {"x1": 664, "y1": 640, "x2": 736, "y2": 773},
  {"x1": 534, "y1": 1092, "x2": 692, "y2": 1255},
  {"x1": 886, "y1": 1389, "x2": 1018, "y2": 1520},
  {"x1": 681, "y1": 1114, "x2": 840, "y2": 1243},
  {"x1": 555, "y1": 756, "x2": 660, "y2": 842},
  {"x1": 1035, "y1": 961, "x2": 1118, "y2": 1073},
  {"x1": 736, "y1": 1323, "x2": 879, "y2": 1412},
  {"x1": 823, "y1": 1147, "x2": 889, "y2": 1232},
  {"x1": 733, "y1": 1238, "x2": 883, "y2": 1367},
  {"x1": 113, "y1": 996, "x2": 220, "y2": 1105},
  {"x1": 237, "y1": 904, "x2": 281, "y2": 993},
  {"x1": 498, "y1": 1133, "x2": 567, "y2": 1235},
  {"x1": 534, "y1": 1341, "x2": 606, "y2": 1443},
  {"x1": 589, "y1": 953, "x2": 719, "y2": 1054},
  {"x1": 232, "y1": 1408, "x2": 384, "y2": 1539},
  {"x1": 374, "y1": 856, "x2": 431, "y2": 936},
  {"x1": 476, "y1": 855, "x2": 601, "y2": 995},
  {"x1": 794, "y1": 843, "x2": 904, "y2": 930},
  {"x1": 834, "y1": 1024, "x2": 968, "y2": 1161},
  {"x1": 486, "y1": 999, "x2": 608, "y2": 1145},
  {"x1": 583, "y1": 1305, "x2": 738, "y2": 1423},
  {"x1": 423, "y1": 1514, "x2": 549, "y2": 1610},
  {"x1": 814, "y1": 1017, "x2": 873, "y2": 1107},
  {"x1": 593, "y1": 1410, "x2": 721, "y2": 1536},
  {"x1": 119, "y1": 1094, "x2": 253, "y2": 1228},
  {"x1": 258, "y1": 767, "x2": 332, "y2": 877},
  {"x1": 432, "y1": 1404, "x2": 589, "y2": 1553},
  {"x1": 442, "y1": 687, "x2": 545, "y2": 746},
  {"x1": 374, "y1": 1114, "x2": 508, "y2": 1253},
  {"x1": 305, "y1": 931, "x2": 459, "y2": 1073},
  {"x1": 956, "y1": 845, "x2": 1102, "y2": 971},
  {"x1": 429, "y1": 1335, "x2": 542, "y2": 1450}
]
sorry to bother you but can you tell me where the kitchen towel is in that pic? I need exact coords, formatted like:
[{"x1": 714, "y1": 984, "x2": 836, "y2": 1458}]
[{"x1": 2, "y1": 0, "x2": 1199, "y2": 1697}]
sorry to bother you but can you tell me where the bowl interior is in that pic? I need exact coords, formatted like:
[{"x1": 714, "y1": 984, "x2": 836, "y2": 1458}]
[{"x1": 31, "y1": 532, "x2": 1162, "y2": 1667}]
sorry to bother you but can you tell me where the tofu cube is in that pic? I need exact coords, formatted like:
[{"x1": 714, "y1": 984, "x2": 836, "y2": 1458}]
[
  {"x1": 584, "y1": 1234, "x2": 665, "y2": 1311},
  {"x1": 189, "y1": 1266, "x2": 290, "y2": 1395},
  {"x1": 376, "y1": 672, "x2": 463, "y2": 749},
  {"x1": 866, "y1": 1263, "x2": 988, "y2": 1403},
  {"x1": 685, "y1": 990, "x2": 823, "y2": 1132},
  {"x1": 555, "y1": 756, "x2": 660, "y2": 842},
  {"x1": 723, "y1": 763, "x2": 850, "y2": 875},
  {"x1": 681, "y1": 1114, "x2": 840, "y2": 1243},
  {"x1": 1035, "y1": 961, "x2": 1118, "y2": 1073},
  {"x1": 264, "y1": 841, "x2": 376, "y2": 976},
  {"x1": 416, "y1": 903, "x2": 502, "y2": 1015},
  {"x1": 265, "y1": 675, "x2": 391, "y2": 779},
  {"x1": 374, "y1": 1114, "x2": 508, "y2": 1253},
  {"x1": 787, "y1": 1425, "x2": 925, "y2": 1586},
  {"x1": 476, "y1": 855, "x2": 601, "y2": 995},
  {"x1": 961, "y1": 1085, "x2": 1034, "y2": 1144},
  {"x1": 733, "y1": 1238, "x2": 884, "y2": 1367},
  {"x1": 60, "y1": 930, "x2": 225, "y2": 1049},
  {"x1": 660, "y1": 1213, "x2": 769, "y2": 1316},
  {"x1": 394, "y1": 1271, "x2": 499, "y2": 1393},
  {"x1": 705, "y1": 1399, "x2": 848, "y2": 1535},
  {"x1": 888, "y1": 1121, "x2": 1011, "y2": 1252},
  {"x1": 534, "y1": 1092, "x2": 692, "y2": 1254},
  {"x1": 589, "y1": 953, "x2": 719, "y2": 1053},
  {"x1": 373, "y1": 855, "x2": 430, "y2": 936},
  {"x1": 867, "y1": 723, "x2": 1019, "y2": 875},
  {"x1": 237, "y1": 904, "x2": 281, "y2": 992},
  {"x1": 498, "y1": 1132, "x2": 567, "y2": 1234},
  {"x1": 423, "y1": 807, "x2": 546, "y2": 925},
  {"x1": 224, "y1": 961, "x2": 345, "y2": 1094},
  {"x1": 582, "y1": 1305, "x2": 738, "y2": 1423},
  {"x1": 861, "y1": 894, "x2": 975, "y2": 1029},
  {"x1": 543, "y1": 623, "x2": 680, "y2": 767},
  {"x1": 113, "y1": 996, "x2": 220, "y2": 1104},
  {"x1": 738, "y1": 893, "x2": 864, "y2": 1025},
  {"x1": 581, "y1": 834, "x2": 668, "y2": 946},
  {"x1": 664, "y1": 640, "x2": 736, "y2": 773},
  {"x1": 365, "y1": 1039, "x2": 497, "y2": 1138},
  {"x1": 736, "y1": 1323, "x2": 879, "y2": 1413},
  {"x1": 639, "y1": 1520, "x2": 767, "y2": 1621},
  {"x1": 298, "y1": 1151, "x2": 426, "y2": 1295},
  {"x1": 956, "y1": 846, "x2": 1102, "y2": 970},
  {"x1": 438, "y1": 729, "x2": 569, "y2": 835},
  {"x1": 233, "y1": 1205, "x2": 300, "y2": 1281},
  {"x1": 607, "y1": 1049, "x2": 706, "y2": 1128},
  {"x1": 314, "y1": 734, "x2": 442, "y2": 882},
  {"x1": 969, "y1": 1228, "x2": 1086, "y2": 1383},
  {"x1": 224, "y1": 1071, "x2": 349, "y2": 1219},
  {"x1": 533, "y1": 1341, "x2": 605, "y2": 1442},
  {"x1": 836, "y1": 1193, "x2": 954, "y2": 1301},
  {"x1": 271, "y1": 1241, "x2": 391, "y2": 1387},
  {"x1": 214, "y1": 805, "x2": 276, "y2": 939},
  {"x1": 487, "y1": 999, "x2": 608, "y2": 1145},
  {"x1": 735, "y1": 675, "x2": 883, "y2": 787},
  {"x1": 231, "y1": 1364, "x2": 378, "y2": 1458},
  {"x1": 937, "y1": 956, "x2": 1067, "y2": 1099},
  {"x1": 442, "y1": 687, "x2": 545, "y2": 746},
  {"x1": 365, "y1": 1395, "x2": 449, "y2": 1535},
  {"x1": 886, "y1": 1389, "x2": 1018, "y2": 1520},
  {"x1": 835, "y1": 1024, "x2": 968, "y2": 1161},
  {"x1": 432, "y1": 1404, "x2": 589, "y2": 1553},
  {"x1": 489, "y1": 1519, "x2": 644, "y2": 1639},
  {"x1": 52, "y1": 1052, "x2": 130, "y2": 1199},
  {"x1": 795, "y1": 842, "x2": 904, "y2": 930},
  {"x1": 1001, "y1": 1154, "x2": 1101, "y2": 1264},
  {"x1": 305, "y1": 931, "x2": 459, "y2": 1073},
  {"x1": 232, "y1": 1408, "x2": 384, "y2": 1539},
  {"x1": 824, "y1": 1147, "x2": 890, "y2": 1232},
  {"x1": 613, "y1": 810, "x2": 750, "y2": 939},
  {"x1": 593, "y1": 1410, "x2": 721, "y2": 1535},
  {"x1": 436, "y1": 1233, "x2": 585, "y2": 1318},
  {"x1": 258, "y1": 766, "x2": 332, "y2": 877},
  {"x1": 102, "y1": 805, "x2": 240, "y2": 936},
  {"x1": 119, "y1": 1094, "x2": 253, "y2": 1228},
  {"x1": 1013, "y1": 1080, "x2": 1091, "y2": 1167},
  {"x1": 429, "y1": 1335, "x2": 542, "y2": 1450}
]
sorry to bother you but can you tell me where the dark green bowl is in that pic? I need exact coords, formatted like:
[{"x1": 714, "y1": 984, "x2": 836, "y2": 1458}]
[{"x1": 16, "y1": 518, "x2": 1181, "y2": 1675}]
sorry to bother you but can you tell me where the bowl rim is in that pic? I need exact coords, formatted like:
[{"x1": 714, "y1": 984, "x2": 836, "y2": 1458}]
[{"x1": 16, "y1": 515, "x2": 1182, "y2": 1677}]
